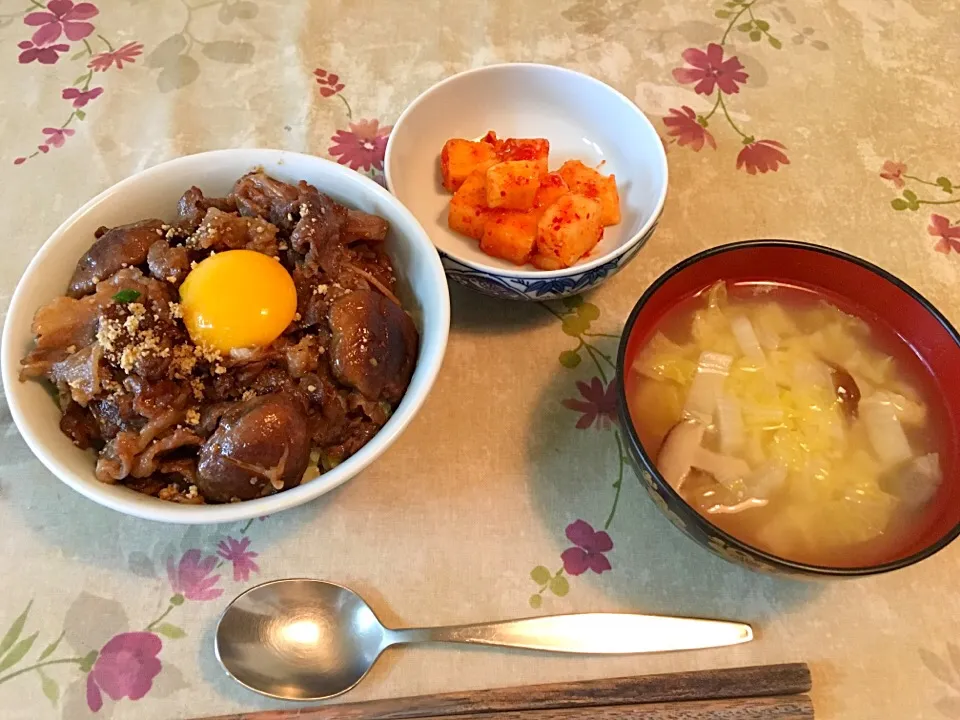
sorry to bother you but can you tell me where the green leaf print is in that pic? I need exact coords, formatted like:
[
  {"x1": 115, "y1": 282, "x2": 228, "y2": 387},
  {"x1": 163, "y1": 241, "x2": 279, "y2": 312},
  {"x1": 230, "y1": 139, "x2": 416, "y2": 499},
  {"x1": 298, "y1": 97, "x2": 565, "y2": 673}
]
[
  {"x1": 559, "y1": 350, "x2": 582, "y2": 368},
  {"x1": 39, "y1": 671, "x2": 59, "y2": 705},
  {"x1": 0, "y1": 633, "x2": 38, "y2": 673},
  {"x1": 0, "y1": 602, "x2": 31, "y2": 660},
  {"x1": 37, "y1": 631, "x2": 64, "y2": 662},
  {"x1": 530, "y1": 566, "x2": 552, "y2": 585},
  {"x1": 155, "y1": 623, "x2": 186, "y2": 639},
  {"x1": 549, "y1": 574, "x2": 570, "y2": 597}
]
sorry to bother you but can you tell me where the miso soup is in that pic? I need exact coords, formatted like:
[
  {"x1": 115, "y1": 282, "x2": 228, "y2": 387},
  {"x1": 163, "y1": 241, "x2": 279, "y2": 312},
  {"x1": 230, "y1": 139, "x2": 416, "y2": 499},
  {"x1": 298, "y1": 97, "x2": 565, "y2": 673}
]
[{"x1": 626, "y1": 281, "x2": 946, "y2": 567}]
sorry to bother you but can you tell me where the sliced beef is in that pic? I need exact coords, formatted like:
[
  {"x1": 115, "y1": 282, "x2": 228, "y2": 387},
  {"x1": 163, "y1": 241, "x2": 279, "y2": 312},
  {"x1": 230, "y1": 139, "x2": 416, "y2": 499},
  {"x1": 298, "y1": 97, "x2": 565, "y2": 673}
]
[
  {"x1": 343, "y1": 209, "x2": 389, "y2": 243},
  {"x1": 290, "y1": 183, "x2": 347, "y2": 264},
  {"x1": 50, "y1": 344, "x2": 105, "y2": 406},
  {"x1": 147, "y1": 240, "x2": 190, "y2": 285},
  {"x1": 125, "y1": 376, "x2": 190, "y2": 419},
  {"x1": 176, "y1": 186, "x2": 238, "y2": 233},
  {"x1": 95, "y1": 407, "x2": 184, "y2": 483},
  {"x1": 191, "y1": 207, "x2": 278, "y2": 256},
  {"x1": 88, "y1": 392, "x2": 140, "y2": 440},
  {"x1": 60, "y1": 402, "x2": 103, "y2": 450},
  {"x1": 231, "y1": 172, "x2": 301, "y2": 231},
  {"x1": 131, "y1": 428, "x2": 203, "y2": 478},
  {"x1": 20, "y1": 296, "x2": 102, "y2": 379},
  {"x1": 283, "y1": 336, "x2": 319, "y2": 378}
]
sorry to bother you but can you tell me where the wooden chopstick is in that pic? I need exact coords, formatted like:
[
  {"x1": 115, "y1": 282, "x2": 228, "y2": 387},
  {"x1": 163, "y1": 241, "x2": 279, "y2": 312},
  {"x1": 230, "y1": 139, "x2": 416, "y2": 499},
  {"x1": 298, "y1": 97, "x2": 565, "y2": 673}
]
[
  {"x1": 195, "y1": 663, "x2": 812, "y2": 720},
  {"x1": 405, "y1": 695, "x2": 814, "y2": 719},
  {"x1": 200, "y1": 695, "x2": 814, "y2": 720}
]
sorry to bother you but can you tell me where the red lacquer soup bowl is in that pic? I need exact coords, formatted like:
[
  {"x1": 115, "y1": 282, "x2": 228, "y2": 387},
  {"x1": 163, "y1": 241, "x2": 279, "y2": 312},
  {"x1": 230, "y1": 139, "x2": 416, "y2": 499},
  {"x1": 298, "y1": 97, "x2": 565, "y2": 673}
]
[{"x1": 615, "y1": 240, "x2": 960, "y2": 577}]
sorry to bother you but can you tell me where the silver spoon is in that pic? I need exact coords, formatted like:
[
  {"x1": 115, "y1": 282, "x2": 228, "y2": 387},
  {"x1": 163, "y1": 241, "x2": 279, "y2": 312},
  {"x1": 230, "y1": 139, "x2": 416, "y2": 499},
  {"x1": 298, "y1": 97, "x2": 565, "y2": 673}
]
[{"x1": 215, "y1": 579, "x2": 754, "y2": 701}]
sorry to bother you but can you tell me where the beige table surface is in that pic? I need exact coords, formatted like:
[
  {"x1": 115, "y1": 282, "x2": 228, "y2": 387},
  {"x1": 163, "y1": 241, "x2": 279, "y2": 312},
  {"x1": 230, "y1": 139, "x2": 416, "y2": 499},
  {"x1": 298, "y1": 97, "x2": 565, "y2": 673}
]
[{"x1": 2, "y1": 0, "x2": 960, "y2": 718}]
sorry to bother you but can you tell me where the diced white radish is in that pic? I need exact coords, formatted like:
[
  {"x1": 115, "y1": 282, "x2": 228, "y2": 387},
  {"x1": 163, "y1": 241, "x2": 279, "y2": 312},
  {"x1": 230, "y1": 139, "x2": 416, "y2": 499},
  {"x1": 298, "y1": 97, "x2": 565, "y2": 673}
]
[
  {"x1": 860, "y1": 395, "x2": 913, "y2": 466},
  {"x1": 754, "y1": 323, "x2": 781, "y2": 351},
  {"x1": 683, "y1": 351, "x2": 733, "y2": 423},
  {"x1": 715, "y1": 394, "x2": 745, "y2": 455},
  {"x1": 731, "y1": 316, "x2": 765, "y2": 363},
  {"x1": 793, "y1": 360, "x2": 832, "y2": 391},
  {"x1": 881, "y1": 453, "x2": 941, "y2": 508},
  {"x1": 693, "y1": 447, "x2": 751, "y2": 490},
  {"x1": 880, "y1": 391, "x2": 927, "y2": 427},
  {"x1": 743, "y1": 404, "x2": 785, "y2": 429},
  {"x1": 744, "y1": 461, "x2": 788, "y2": 499}
]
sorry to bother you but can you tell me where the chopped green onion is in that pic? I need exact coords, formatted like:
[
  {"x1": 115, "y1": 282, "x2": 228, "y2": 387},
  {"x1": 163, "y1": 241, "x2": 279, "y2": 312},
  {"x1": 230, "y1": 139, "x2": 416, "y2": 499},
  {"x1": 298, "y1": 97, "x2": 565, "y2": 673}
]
[{"x1": 112, "y1": 289, "x2": 141, "y2": 303}]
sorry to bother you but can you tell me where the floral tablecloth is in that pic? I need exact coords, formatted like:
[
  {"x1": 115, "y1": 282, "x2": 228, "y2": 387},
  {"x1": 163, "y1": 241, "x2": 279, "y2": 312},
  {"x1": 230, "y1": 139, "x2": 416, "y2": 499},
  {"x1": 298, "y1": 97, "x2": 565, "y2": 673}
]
[{"x1": 2, "y1": 1, "x2": 960, "y2": 718}]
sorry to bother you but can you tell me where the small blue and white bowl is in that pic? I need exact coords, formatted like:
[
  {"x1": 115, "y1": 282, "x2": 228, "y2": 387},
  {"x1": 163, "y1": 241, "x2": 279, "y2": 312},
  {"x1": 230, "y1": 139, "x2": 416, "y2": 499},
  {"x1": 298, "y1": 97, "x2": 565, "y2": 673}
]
[{"x1": 385, "y1": 63, "x2": 668, "y2": 301}]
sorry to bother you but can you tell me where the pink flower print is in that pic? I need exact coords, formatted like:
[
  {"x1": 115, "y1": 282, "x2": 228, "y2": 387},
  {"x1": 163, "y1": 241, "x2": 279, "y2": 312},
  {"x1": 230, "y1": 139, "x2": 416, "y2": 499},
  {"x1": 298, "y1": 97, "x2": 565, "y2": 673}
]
[
  {"x1": 329, "y1": 119, "x2": 391, "y2": 172},
  {"x1": 736, "y1": 139, "x2": 789, "y2": 175},
  {"x1": 85, "y1": 632, "x2": 162, "y2": 712},
  {"x1": 62, "y1": 86, "x2": 103, "y2": 108},
  {"x1": 929, "y1": 214, "x2": 960, "y2": 255},
  {"x1": 167, "y1": 549, "x2": 223, "y2": 601},
  {"x1": 24, "y1": 0, "x2": 98, "y2": 46},
  {"x1": 42, "y1": 127, "x2": 74, "y2": 148},
  {"x1": 663, "y1": 106, "x2": 717, "y2": 151},
  {"x1": 217, "y1": 536, "x2": 260, "y2": 582},
  {"x1": 561, "y1": 377, "x2": 618, "y2": 430},
  {"x1": 314, "y1": 68, "x2": 345, "y2": 98},
  {"x1": 880, "y1": 160, "x2": 907, "y2": 189},
  {"x1": 673, "y1": 43, "x2": 748, "y2": 96},
  {"x1": 17, "y1": 40, "x2": 70, "y2": 64},
  {"x1": 88, "y1": 41, "x2": 143, "y2": 71},
  {"x1": 560, "y1": 520, "x2": 613, "y2": 576}
]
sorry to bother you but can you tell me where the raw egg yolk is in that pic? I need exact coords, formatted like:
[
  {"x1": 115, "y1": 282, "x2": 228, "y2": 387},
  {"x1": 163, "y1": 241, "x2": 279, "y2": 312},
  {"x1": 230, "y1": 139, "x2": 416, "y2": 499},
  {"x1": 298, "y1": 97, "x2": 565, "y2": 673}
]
[{"x1": 179, "y1": 249, "x2": 297, "y2": 353}]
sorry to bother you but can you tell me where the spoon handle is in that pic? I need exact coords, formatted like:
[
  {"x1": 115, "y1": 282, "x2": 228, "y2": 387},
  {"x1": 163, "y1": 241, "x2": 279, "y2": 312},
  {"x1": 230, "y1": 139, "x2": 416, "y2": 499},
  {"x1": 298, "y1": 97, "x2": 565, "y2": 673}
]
[{"x1": 389, "y1": 613, "x2": 752, "y2": 654}]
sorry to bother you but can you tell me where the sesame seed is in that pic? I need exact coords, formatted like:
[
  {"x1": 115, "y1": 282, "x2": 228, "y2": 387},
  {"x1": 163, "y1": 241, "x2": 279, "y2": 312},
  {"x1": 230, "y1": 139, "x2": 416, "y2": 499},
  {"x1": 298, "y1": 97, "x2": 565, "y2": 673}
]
[{"x1": 307, "y1": 385, "x2": 317, "y2": 392}]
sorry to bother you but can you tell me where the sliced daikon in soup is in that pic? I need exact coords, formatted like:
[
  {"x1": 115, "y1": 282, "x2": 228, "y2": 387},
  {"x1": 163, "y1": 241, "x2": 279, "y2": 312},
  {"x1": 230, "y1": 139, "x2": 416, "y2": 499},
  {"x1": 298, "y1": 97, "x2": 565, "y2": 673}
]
[{"x1": 626, "y1": 281, "x2": 945, "y2": 567}]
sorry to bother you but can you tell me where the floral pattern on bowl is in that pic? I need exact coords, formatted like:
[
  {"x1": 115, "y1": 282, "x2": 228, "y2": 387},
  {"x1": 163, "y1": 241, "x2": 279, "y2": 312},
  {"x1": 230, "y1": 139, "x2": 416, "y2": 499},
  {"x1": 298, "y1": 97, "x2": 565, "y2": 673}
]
[{"x1": 440, "y1": 218, "x2": 659, "y2": 301}]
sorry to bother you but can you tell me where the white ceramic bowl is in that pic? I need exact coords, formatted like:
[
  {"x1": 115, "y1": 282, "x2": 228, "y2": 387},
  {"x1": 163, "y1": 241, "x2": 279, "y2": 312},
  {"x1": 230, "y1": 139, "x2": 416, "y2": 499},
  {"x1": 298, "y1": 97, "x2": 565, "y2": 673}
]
[
  {"x1": 1, "y1": 149, "x2": 450, "y2": 524},
  {"x1": 385, "y1": 63, "x2": 668, "y2": 301}
]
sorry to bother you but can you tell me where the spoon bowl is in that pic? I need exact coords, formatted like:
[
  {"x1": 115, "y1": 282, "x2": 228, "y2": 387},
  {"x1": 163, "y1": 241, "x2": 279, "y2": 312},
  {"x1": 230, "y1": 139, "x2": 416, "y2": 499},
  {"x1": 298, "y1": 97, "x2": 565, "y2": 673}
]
[
  {"x1": 216, "y1": 579, "x2": 754, "y2": 701},
  {"x1": 216, "y1": 579, "x2": 387, "y2": 700}
]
